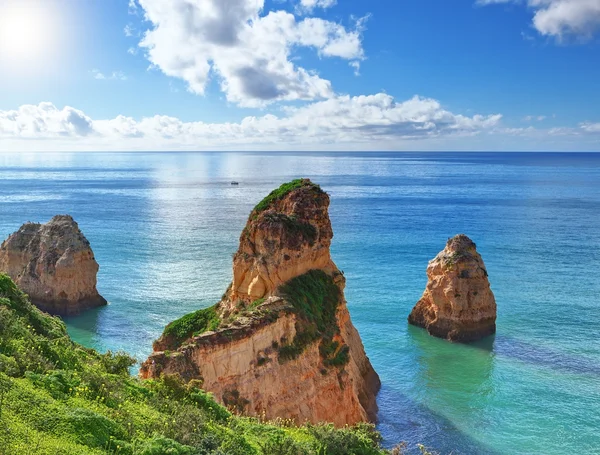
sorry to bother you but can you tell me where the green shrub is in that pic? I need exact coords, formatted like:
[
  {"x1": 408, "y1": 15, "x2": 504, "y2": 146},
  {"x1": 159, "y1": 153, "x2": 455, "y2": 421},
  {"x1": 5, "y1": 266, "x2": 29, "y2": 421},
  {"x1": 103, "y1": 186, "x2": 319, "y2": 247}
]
[
  {"x1": 276, "y1": 270, "x2": 350, "y2": 367},
  {"x1": 309, "y1": 423, "x2": 384, "y2": 455},
  {"x1": 161, "y1": 305, "x2": 220, "y2": 347},
  {"x1": 259, "y1": 432, "x2": 306, "y2": 455},
  {"x1": 319, "y1": 340, "x2": 350, "y2": 368},
  {"x1": 100, "y1": 351, "x2": 136, "y2": 376},
  {"x1": 279, "y1": 270, "x2": 340, "y2": 335},
  {"x1": 0, "y1": 273, "x2": 391, "y2": 455},
  {"x1": 132, "y1": 436, "x2": 194, "y2": 455},
  {"x1": 262, "y1": 213, "x2": 317, "y2": 246},
  {"x1": 252, "y1": 179, "x2": 321, "y2": 214}
]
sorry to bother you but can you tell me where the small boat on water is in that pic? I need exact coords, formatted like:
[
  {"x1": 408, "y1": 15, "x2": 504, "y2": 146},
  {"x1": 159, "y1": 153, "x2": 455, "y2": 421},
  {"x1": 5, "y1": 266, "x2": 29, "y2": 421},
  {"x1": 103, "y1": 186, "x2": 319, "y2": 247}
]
[{"x1": 231, "y1": 181, "x2": 239, "y2": 185}]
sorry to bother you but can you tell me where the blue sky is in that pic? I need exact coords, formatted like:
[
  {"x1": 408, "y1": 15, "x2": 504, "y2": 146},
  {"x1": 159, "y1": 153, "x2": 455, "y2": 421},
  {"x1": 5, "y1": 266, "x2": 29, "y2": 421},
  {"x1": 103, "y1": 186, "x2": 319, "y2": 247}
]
[{"x1": 0, "y1": 0, "x2": 599, "y2": 151}]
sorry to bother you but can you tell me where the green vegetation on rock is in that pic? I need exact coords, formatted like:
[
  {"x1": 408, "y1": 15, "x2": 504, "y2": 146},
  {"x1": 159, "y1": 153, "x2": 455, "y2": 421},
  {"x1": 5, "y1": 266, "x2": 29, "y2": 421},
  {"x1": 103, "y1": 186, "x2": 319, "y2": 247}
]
[
  {"x1": 263, "y1": 213, "x2": 317, "y2": 245},
  {"x1": 277, "y1": 270, "x2": 350, "y2": 368},
  {"x1": 162, "y1": 304, "x2": 220, "y2": 347},
  {"x1": 252, "y1": 179, "x2": 322, "y2": 215},
  {"x1": 0, "y1": 273, "x2": 390, "y2": 454}
]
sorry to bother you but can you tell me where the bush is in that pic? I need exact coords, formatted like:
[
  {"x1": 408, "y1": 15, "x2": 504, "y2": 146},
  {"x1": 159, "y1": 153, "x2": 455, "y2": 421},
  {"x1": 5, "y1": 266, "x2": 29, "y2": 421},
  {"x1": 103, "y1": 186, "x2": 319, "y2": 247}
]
[
  {"x1": 0, "y1": 273, "x2": 391, "y2": 455},
  {"x1": 132, "y1": 436, "x2": 194, "y2": 455},
  {"x1": 161, "y1": 305, "x2": 220, "y2": 347},
  {"x1": 259, "y1": 433, "x2": 306, "y2": 455},
  {"x1": 277, "y1": 270, "x2": 350, "y2": 367},
  {"x1": 101, "y1": 351, "x2": 136, "y2": 376},
  {"x1": 309, "y1": 423, "x2": 384, "y2": 455},
  {"x1": 252, "y1": 179, "x2": 321, "y2": 215},
  {"x1": 262, "y1": 213, "x2": 317, "y2": 246}
]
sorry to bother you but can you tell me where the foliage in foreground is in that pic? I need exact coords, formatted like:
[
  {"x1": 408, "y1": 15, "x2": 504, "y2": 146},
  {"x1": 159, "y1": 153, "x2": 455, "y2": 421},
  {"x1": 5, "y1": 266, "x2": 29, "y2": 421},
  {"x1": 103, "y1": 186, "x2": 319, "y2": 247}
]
[{"x1": 0, "y1": 273, "x2": 390, "y2": 455}]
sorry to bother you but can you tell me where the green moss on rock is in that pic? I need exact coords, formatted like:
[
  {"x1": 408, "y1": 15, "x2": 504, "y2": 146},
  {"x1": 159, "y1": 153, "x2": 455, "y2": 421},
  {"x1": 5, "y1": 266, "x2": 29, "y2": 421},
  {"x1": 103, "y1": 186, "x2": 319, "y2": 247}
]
[
  {"x1": 161, "y1": 304, "x2": 220, "y2": 347},
  {"x1": 263, "y1": 213, "x2": 317, "y2": 245},
  {"x1": 252, "y1": 179, "x2": 322, "y2": 215},
  {"x1": 277, "y1": 270, "x2": 349, "y2": 367}
]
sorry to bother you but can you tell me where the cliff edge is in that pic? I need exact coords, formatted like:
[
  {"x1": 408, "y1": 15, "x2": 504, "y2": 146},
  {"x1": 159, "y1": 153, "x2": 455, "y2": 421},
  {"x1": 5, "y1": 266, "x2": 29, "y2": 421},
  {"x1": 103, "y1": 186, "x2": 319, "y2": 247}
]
[
  {"x1": 408, "y1": 234, "x2": 496, "y2": 342},
  {"x1": 141, "y1": 179, "x2": 380, "y2": 426},
  {"x1": 0, "y1": 215, "x2": 107, "y2": 315}
]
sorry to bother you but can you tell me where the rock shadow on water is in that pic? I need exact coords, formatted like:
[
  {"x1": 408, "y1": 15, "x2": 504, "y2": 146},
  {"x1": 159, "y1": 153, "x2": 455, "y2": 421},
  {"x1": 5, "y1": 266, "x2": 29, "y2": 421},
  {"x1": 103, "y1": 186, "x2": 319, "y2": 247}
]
[
  {"x1": 379, "y1": 325, "x2": 500, "y2": 454},
  {"x1": 377, "y1": 385, "x2": 501, "y2": 455},
  {"x1": 489, "y1": 334, "x2": 600, "y2": 377},
  {"x1": 62, "y1": 305, "x2": 105, "y2": 346},
  {"x1": 408, "y1": 325, "x2": 496, "y2": 394}
]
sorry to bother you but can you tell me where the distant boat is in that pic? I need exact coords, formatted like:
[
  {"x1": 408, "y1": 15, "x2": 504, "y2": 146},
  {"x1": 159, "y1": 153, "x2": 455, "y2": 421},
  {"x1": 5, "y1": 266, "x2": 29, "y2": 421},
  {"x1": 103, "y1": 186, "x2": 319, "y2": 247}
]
[{"x1": 231, "y1": 181, "x2": 239, "y2": 185}]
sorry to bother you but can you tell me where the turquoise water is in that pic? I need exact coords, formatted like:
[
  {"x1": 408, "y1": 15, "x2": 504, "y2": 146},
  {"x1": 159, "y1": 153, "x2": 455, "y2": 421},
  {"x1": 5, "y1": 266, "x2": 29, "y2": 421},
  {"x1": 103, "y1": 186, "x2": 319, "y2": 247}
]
[{"x1": 1, "y1": 152, "x2": 599, "y2": 454}]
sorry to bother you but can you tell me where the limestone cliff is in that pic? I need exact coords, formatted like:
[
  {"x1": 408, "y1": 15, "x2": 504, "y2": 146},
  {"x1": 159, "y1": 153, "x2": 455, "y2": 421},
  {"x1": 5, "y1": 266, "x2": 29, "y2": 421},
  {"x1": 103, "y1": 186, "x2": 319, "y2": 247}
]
[
  {"x1": 141, "y1": 179, "x2": 380, "y2": 426},
  {"x1": 408, "y1": 234, "x2": 496, "y2": 342},
  {"x1": 0, "y1": 215, "x2": 107, "y2": 315}
]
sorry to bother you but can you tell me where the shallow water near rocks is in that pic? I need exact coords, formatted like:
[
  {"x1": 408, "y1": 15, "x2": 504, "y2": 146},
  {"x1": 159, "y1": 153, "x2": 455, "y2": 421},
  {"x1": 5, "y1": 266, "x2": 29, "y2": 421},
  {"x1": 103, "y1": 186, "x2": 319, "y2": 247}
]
[{"x1": 1, "y1": 151, "x2": 599, "y2": 454}]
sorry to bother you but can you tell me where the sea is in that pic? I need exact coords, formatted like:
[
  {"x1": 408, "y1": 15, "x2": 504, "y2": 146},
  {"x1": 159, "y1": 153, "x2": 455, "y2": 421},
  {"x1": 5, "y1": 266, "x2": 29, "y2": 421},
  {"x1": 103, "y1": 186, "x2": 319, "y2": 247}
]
[{"x1": 0, "y1": 151, "x2": 599, "y2": 454}]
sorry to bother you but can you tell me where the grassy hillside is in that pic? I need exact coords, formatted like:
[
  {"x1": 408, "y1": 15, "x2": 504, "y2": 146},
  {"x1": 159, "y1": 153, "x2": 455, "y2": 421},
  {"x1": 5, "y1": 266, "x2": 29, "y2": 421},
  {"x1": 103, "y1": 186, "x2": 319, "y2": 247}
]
[{"x1": 0, "y1": 273, "x2": 390, "y2": 455}]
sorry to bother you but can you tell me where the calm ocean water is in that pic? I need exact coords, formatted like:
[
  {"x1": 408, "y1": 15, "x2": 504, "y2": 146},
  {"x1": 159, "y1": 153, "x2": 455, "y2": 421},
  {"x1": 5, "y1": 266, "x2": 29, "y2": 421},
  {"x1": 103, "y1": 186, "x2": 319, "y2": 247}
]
[{"x1": 1, "y1": 152, "x2": 599, "y2": 454}]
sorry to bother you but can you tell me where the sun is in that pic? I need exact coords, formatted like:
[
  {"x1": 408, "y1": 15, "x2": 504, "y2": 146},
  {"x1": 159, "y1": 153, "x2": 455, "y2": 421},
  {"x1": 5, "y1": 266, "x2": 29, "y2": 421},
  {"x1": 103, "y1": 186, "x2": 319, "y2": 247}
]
[{"x1": 0, "y1": 0, "x2": 57, "y2": 66}]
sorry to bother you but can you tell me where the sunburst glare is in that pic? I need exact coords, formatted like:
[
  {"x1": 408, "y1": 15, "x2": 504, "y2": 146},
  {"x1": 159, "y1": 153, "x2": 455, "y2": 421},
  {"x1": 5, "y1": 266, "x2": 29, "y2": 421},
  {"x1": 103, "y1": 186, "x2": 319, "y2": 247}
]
[{"x1": 0, "y1": 0, "x2": 61, "y2": 70}]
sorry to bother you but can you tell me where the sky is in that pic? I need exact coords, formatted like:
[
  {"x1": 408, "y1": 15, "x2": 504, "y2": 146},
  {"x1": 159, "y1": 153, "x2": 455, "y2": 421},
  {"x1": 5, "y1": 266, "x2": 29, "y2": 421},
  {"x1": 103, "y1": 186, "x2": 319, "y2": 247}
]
[{"x1": 0, "y1": 0, "x2": 599, "y2": 152}]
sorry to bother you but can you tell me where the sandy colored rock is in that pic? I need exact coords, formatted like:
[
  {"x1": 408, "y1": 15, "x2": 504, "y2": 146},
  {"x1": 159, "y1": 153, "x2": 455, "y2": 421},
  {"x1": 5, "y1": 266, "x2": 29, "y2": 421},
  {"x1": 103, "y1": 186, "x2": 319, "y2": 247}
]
[
  {"x1": 408, "y1": 234, "x2": 496, "y2": 342},
  {"x1": 229, "y1": 179, "x2": 337, "y2": 309},
  {"x1": 0, "y1": 215, "x2": 107, "y2": 315},
  {"x1": 141, "y1": 179, "x2": 380, "y2": 426}
]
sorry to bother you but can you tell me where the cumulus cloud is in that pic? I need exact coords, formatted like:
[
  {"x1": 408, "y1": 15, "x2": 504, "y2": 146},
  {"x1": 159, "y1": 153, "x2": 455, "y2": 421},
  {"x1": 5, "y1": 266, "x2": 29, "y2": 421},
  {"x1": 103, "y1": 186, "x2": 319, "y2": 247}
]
[
  {"x1": 477, "y1": 0, "x2": 600, "y2": 39},
  {"x1": 0, "y1": 96, "x2": 502, "y2": 148},
  {"x1": 0, "y1": 103, "x2": 94, "y2": 138},
  {"x1": 136, "y1": 0, "x2": 366, "y2": 106}
]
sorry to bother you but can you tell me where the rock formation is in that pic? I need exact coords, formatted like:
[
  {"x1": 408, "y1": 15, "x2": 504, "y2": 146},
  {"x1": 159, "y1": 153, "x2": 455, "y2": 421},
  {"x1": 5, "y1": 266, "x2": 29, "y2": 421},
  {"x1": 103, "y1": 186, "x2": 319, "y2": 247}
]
[
  {"x1": 141, "y1": 179, "x2": 380, "y2": 426},
  {"x1": 408, "y1": 234, "x2": 496, "y2": 342},
  {"x1": 0, "y1": 215, "x2": 107, "y2": 315}
]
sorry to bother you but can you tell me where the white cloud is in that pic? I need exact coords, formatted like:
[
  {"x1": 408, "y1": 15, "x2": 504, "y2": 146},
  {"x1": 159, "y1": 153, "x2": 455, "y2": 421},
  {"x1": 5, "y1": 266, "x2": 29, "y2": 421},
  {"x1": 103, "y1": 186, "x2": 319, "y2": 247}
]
[
  {"x1": 478, "y1": 0, "x2": 600, "y2": 39},
  {"x1": 580, "y1": 122, "x2": 600, "y2": 132},
  {"x1": 532, "y1": 0, "x2": 600, "y2": 38},
  {"x1": 124, "y1": 24, "x2": 135, "y2": 37},
  {"x1": 524, "y1": 115, "x2": 547, "y2": 121},
  {"x1": 91, "y1": 70, "x2": 128, "y2": 81},
  {"x1": 297, "y1": 0, "x2": 337, "y2": 14},
  {"x1": 349, "y1": 61, "x2": 361, "y2": 76},
  {"x1": 0, "y1": 103, "x2": 94, "y2": 138},
  {"x1": 128, "y1": 0, "x2": 138, "y2": 15},
  {"x1": 0, "y1": 96, "x2": 502, "y2": 149},
  {"x1": 136, "y1": 0, "x2": 366, "y2": 107},
  {"x1": 91, "y1": 69, "x2": 106, "y2": 80}
]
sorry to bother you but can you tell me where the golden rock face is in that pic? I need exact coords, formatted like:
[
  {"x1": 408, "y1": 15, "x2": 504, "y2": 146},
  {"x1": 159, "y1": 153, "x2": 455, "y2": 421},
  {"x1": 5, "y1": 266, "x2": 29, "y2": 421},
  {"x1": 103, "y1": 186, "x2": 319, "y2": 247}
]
[
  {"x1": 230, "y1": 179, "x2": 337, "y2": 306},
  {"x1": 142, "y1": 179, "x2": 380, "y2": 426},
  {"x1": 409, "y1": 234, "x2": 497, "y2": 342},
  {"x1": 0, "y1": 214, "x2": 106, "y2": 315}
]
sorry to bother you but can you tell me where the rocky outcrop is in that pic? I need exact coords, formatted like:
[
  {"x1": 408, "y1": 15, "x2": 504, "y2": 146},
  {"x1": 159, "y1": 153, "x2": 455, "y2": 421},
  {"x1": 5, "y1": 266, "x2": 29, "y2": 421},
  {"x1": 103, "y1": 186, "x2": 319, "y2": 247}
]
[
  {"x1": 229, "y1": 179, "x2": 337, "y2": 309},
  {"x1": 141, "y1": 179, "x2": 380, "y2": 426},
  {"x1": 408, "y1": 234, "x2": 496, "y2": 342},
  {"x1": 0, "y1": 215, "x2": 107, "y2": 315}
]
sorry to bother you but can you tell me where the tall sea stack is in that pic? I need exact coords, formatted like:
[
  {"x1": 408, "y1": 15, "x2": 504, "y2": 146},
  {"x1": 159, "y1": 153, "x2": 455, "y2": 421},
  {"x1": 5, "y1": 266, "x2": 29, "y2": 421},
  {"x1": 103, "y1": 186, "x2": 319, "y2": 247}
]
[
  {"x1": 0, "y1": 215, "x2": 107, "y2": 315},
  {"x1": 141, "y1": 179, "x2": 380, "y2": 426},
  {"x1": 408, "y1": 234, "x2": 496, "y2": 342}
]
